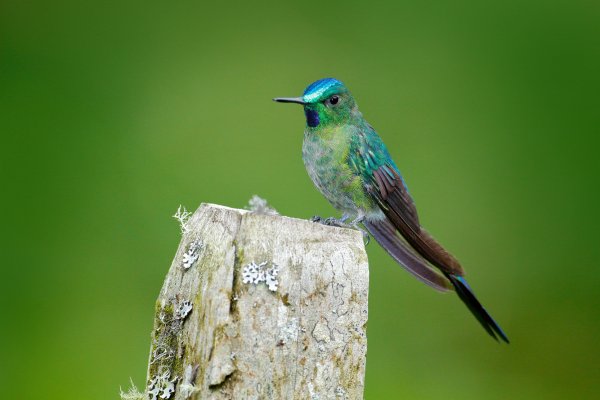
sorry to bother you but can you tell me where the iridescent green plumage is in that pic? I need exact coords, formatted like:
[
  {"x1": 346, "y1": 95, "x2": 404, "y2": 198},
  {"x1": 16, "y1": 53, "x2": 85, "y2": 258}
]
[{"x1": 275, "y1": 78, "x2": 508, "y2": 343}]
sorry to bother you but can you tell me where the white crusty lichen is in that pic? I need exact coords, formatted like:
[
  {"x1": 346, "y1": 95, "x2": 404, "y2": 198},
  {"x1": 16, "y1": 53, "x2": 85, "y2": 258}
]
[
  {"x1": 242, "y1": 261, "x2": 263, "y2": 284},
  {"x1": 175, "y1": 300, "x2": 193, "y2": 320},
  {"x1": 119, "y1": 379, "x2": 145, "y2": 400},
  {"x1": 173, "y1": 205, "x2": 192, "y2": 234},
  {"x1": 242, "y1": 261, "x2": 280, "y2": 291},
  {"x1": 246, "y1": 195, "x2": 279, "y2": 215},
  {"x1": 182, "y1": 239, "x2": 202, "y2": 270},
  {"x1": 148, "y1": 370, "x2": 177, "y2": 400}
]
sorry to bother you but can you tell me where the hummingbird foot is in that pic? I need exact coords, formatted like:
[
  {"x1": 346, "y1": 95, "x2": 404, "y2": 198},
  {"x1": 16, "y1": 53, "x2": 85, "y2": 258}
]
[
  {"x1": 310, "y1": 215, "x2": 370, "y2": 245},
  {"x1": 310, "y1": 214, "x2": 350, "y2": 228}
]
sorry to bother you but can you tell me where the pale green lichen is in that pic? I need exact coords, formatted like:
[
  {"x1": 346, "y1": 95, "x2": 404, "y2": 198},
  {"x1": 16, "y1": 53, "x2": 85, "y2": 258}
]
[
  {"x1": 173, "y1": 205, "x2": 192, "y2": 234},
  {"x1": 147, "y1": 299, "x2": 190, "y2": 396},
  {"x1": 182, "y1": 239, "x2": 203, "y2": 269},
  {"x1": 148, "y1": 370, "x2": 177, "y2": 400},
  {"x1": 119, "y1": 379, "x2": 145, "y2": 400}
]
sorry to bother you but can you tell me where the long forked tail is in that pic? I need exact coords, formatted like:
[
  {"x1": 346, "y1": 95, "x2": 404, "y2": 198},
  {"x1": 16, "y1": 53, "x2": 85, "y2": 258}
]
[
  {"x1": 445, "y1": 273, "x2": 509, "y2": 343},
  {"x1": 365, "y1": 218, "x2": 509, "y2": 343}
]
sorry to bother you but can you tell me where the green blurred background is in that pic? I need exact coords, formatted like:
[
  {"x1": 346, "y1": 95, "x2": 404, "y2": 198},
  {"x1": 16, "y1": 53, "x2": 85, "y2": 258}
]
[{"x1": 2, "y1": 0, "x2": 599, "y2": 399}]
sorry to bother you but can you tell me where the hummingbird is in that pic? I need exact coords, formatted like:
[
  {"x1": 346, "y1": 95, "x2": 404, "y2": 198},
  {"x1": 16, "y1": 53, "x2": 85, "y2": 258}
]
[{"x1": 274, "y1": 78, "x2": 508, "y2": 342}]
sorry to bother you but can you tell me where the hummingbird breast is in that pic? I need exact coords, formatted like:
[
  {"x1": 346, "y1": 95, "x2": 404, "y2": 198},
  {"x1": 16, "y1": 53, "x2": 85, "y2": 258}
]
[{"x1": 302, "y1": 126, "x2": 377, "y2": 217}]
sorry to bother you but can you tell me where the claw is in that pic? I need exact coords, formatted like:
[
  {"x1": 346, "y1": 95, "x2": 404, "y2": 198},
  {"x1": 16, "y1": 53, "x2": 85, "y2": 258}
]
[
  {"x1": 323, "y1": 217, "x2": 343, "y2": 227},
  {"x1": 310, "y1": 215, "x2": 370, "y2": 245},
  {"x1": 311, "y1": 215, "x2": 350, "y2": 228},
  {"x1": 311, "y1": 215, "x2": 324, "y2": 223}
]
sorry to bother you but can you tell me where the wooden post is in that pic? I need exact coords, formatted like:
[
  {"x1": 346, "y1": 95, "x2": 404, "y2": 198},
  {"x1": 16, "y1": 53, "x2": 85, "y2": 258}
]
[{"x1": 145, "y1": 203, "x2": 369, "y2": 400}]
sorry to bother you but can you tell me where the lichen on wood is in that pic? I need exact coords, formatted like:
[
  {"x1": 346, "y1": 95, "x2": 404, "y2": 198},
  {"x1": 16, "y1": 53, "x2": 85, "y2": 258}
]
[{"x1": 145, "y1": 203, "x2": 369, "y2": 399}]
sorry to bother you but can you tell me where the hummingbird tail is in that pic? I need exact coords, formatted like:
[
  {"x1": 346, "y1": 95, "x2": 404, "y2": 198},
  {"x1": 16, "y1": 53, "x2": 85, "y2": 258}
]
[
  {"x1": 364, "y1": 218, "x2": 452, "y2": 292},
  {"x1": 445, "y1": 273, "x2": 509, "y2": 343}
]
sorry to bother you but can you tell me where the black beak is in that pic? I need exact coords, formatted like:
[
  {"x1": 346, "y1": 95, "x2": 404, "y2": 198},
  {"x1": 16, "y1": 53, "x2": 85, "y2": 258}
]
[{"x1": 273, "y1": 97, "x2": 307, "y2": 105}]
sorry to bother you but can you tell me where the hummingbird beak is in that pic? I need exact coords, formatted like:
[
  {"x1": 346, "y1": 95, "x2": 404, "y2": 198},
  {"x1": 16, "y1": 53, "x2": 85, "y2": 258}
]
[{"x1": 273, "y1": 97, "x2": 307, "y2": 105}]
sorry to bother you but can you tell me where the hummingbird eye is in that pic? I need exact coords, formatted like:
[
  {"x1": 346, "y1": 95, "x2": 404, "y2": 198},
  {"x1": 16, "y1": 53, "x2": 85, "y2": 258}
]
[{"x1": 327, "y1": 95, "x2": 340, "y2": 106}]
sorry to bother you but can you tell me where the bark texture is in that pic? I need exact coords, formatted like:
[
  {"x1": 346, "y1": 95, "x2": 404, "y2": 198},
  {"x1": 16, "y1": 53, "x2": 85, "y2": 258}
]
[{"x1": 146, "y1": 203, "x2": 369, "y2": 400}]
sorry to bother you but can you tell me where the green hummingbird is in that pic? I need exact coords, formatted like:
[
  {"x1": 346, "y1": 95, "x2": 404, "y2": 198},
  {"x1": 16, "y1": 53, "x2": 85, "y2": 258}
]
[{"x1": 274, "y1": 78, "x2": 508, "y2": 342}]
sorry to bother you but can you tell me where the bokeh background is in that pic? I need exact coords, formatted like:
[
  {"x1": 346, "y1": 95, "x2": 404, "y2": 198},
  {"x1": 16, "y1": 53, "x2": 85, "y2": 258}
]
[{"x1": 2, "y1": 0, "x2": 599, "y2": 399}]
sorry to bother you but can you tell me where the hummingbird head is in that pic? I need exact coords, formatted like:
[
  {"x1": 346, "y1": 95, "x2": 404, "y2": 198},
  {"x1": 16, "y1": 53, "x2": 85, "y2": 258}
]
[{"x1": 274, "y1": 78, "x2": 358, "y2": 128}]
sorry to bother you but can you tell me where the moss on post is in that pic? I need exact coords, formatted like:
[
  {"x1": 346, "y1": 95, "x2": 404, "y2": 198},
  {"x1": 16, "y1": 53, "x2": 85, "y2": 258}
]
[{"x1": 141, "y1": 203, "x2": 369, "y2": 399}]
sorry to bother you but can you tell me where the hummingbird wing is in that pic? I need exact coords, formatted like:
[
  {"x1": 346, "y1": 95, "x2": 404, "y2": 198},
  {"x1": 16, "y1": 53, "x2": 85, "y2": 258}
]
[
  {"x1": 348, "y1": 130, "x2": 452, "y2": 291},
  {"x1": 368, "y1": 163, "x2": 464, "y2": 276},
  {"x1": 354, "y1": 128, "x2": 509, "y2": 342},
  {"x1": 351, "y1": 128, "x2": 463, "y2": 275}
]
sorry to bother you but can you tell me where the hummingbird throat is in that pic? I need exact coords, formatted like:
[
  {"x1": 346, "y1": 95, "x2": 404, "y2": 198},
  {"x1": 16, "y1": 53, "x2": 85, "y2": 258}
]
[{"x1": 305, "y1": 108, "x2": 319, "y2": 127}]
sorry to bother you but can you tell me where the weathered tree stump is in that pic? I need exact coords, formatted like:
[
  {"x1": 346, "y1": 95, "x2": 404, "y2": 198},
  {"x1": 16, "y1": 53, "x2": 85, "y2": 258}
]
[{"x1": 146, "y1": 203, "x2": 369, "y2": 399}]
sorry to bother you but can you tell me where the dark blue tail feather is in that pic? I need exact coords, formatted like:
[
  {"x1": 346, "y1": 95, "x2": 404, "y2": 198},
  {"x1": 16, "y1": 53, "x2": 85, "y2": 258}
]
[{"x1": 446, "y1": 274, "x2": 509, "y2": 343}]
